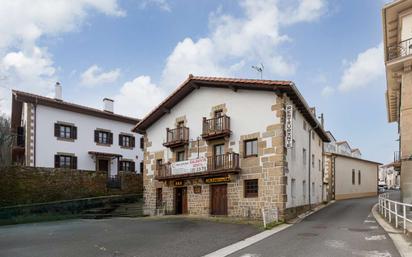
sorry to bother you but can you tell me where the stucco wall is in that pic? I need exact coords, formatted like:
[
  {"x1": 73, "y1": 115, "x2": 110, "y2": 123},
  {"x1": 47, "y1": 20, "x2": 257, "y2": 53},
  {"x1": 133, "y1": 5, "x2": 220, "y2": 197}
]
[
  {"x1": 285, "y1": 97, "x2": 323, "y2": 208},
  {"x1": 35, "y1": 105, "x2": 143, "y2": 175},
  {"x1": 334, "y1": 156, "x2": 378, "y2": 200}
]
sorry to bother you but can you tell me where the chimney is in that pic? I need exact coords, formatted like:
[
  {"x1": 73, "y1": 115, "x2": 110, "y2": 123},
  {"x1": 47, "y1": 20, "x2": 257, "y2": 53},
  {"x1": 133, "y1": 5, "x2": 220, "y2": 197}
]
[
  {"x1": 55, "y1": 82, "x2": 62, "y2": 100},
  {"x1": 103, "y1": 98, "x2": 114, "y2": 113}
]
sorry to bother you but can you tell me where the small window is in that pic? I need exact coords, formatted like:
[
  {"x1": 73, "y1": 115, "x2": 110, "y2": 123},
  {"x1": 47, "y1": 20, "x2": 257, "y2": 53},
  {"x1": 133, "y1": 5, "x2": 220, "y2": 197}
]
[
  {"x1": 119, "y1": 160, "x2": 135, "y2": 172},
  {"x1": 177, "y1": 151, "x2": 185, "y2": 162},
  {"x1": 140, "y1": 137, "x2": 144, "y2": 149},
  {"x1": 318, "y1": 159, "x2": 321, "y2": 171},
  {"x1": 358, "y1": 170, "x2": 361, "y2": 185},
  {"x1": 303, "y1": 180, "x2": 307, "y2": 201},
  {"x1": 54, "y1": 154, "x2": 77, "y2": 169},
  {"x1": 312, "y1": 131, "x2": 315, "y2": 140},
  {"x1": 140, "y1": 161, "x2": 144, "y2": 174},
  {"x1": 156, "y1": 159, "x2": 163, "y2": 169},
  {"x1": 214, "y1": 110, "x2": 223, "y2": 118},
  {"x1": 94, "y1": 130, "x2": 113, "y2": 145},
  {"x1": 292, "y1": 109, "x2": 296, "y2": 119},
  {"x1": 303, "y1": 148, "x2": 307, "y2": 165},
  {"x1": 303, "y1": 121, "x2": 307, "y2": 131},
  {"x1": 318, "y1": 139, "x2": 321, "y2": 147},
  {"x1": 311, "y1": 154, "x2": 315, "y2": 168},
  {"x1": 352, "y1": 169, "x2": 355, "y2": 185},
  {"x1": 119, "y1": 134, "x2": 135, "y2": 148},
  {"x1": 312, "y1": 182, "x2": 315, "y2": 196},
  {"x1": 244, "y1": 179, "x2": 258, "y2": 198},
  {"x1": 244, "y1": 139, "x2": 258, "y2": 157},
  {"x1": 54, "y1": 123, "x2": 77, "y2": 140}
]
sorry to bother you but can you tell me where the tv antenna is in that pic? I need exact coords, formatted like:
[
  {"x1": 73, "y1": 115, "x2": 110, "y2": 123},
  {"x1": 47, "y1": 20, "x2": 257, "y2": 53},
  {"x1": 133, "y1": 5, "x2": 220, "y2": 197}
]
[{"x1": 252, "y1": 63, "x2": 264, "y2": 79}]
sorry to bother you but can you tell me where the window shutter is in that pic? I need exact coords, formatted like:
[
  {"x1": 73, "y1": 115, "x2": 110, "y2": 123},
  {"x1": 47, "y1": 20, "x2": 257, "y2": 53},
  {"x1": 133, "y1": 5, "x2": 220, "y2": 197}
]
[
  {"x1": 131, "y1": 161, "x2": 135, "y2": 172},
  {"x1": 54, "y1": 155, "x2": 60, "y2": 168},
  {"x1": 131, "y1": 136, "x2": 135, "y2": 147},
  {"x1": 72, "y1": 126, "x2": 77, "y2": 139},
  {"x1": 109, "y1": 132, "x2": 113, "y2": 144},
  {"x1": 140, "y1": 161, "x2": 144, "y2": 174},
  {"x1": 140, "y1": 137, "x2": 144, "y2": 149},
  {"x1": 119, "y1": 134, "x2": 123, "y2": 146},
  {"x1": 94, "y1": 130, "x2": 99, "y2": 142},
  {"x1": 54, "y1": 123, "x2": 60, "y2": 137},
  {"x1": 118, "y1": 160, "x2": 122, "y2": 171},
  {"x1": 71, "y1": 156, "x2": 77, "y2": 169}
]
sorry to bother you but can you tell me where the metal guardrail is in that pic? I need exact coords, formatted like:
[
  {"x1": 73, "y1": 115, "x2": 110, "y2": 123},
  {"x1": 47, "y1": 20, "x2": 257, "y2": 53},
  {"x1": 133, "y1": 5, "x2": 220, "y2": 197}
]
[
  {"x1": 378, "y1": 193, "x2": 412, "y2": 233},
  {"x1": 387, "y1": 37, "x2": 412, "y2": 61}
]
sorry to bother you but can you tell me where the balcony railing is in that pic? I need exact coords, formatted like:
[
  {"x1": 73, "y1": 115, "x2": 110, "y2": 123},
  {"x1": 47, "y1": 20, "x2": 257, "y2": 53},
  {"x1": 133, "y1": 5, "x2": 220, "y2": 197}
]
[
  {"x1": 163, "y1": 127, "x2": 189, "y2": 148},
  {"x1": 155, "y1": 152, "x2": 240, "y2": 180},
  {"x1": 387, "y1": 38, "x2": 412, "y2": 61},
  {"x1": 202, "y1": 115, "x2": 231, "y2": 140}
]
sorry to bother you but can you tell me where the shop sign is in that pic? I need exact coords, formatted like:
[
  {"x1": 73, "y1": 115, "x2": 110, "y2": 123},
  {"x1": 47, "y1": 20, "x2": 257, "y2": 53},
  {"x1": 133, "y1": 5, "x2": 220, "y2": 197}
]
[
  {"x1": 174, "y1": 180, "x2": 184, "y2": 186},
  {"x1": 204, "y1": 176, "x2": 231, "y2": 184},
  {"x1": 285, "y1": 104, "x2": 294, "y2": 148},
  {"x1": 171, "y1": 157, "x2": 207, "y2": 175},
  {"x1": 193, "y1": 185, "x2": 202, "y2": 194}
]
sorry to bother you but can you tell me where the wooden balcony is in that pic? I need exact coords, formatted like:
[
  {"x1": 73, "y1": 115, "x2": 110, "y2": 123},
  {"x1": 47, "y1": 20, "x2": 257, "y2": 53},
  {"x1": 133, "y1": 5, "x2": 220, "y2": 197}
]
[
  {"x1": 201, "y1": 115, "x2": 231, "y2": 140},
  {"x1": 163, "y1": 127, "x2": 189, "y2": 148},
  {"x1": 155, "y1": 152, "x2": 240, "y2": 181}
]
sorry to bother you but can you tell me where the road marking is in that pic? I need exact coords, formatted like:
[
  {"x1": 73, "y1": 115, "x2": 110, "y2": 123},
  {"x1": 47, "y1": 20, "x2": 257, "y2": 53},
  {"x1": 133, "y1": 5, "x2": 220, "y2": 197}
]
[
  {"x1": 352, "y1": 250, "x2": 392, "y2": 257},
  {"x1": 203, "y1": 224, "x2": 292, "y2": 257},
  {"x1": 239, "y1": 254, "x2": 261, "y2": 257},
  {"x1": 365, "y1": 235, "x2": 387, "y2": 241},
  {"x1": 369, "y1": 226, "x2": 379, "y2": 230},
  {"x1": 324, "y1": 239, "x2": 347, "y2": 249},
  {"x1": 364, "y1": 220, "x2": 376, "y2": 223}
]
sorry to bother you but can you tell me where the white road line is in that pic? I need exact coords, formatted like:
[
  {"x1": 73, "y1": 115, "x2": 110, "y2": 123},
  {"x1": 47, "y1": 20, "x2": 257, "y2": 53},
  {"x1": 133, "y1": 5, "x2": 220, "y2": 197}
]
[
  {"x1": 365, "y1": 235, "x2": 387, "y2": 241},
  {"x1": 203, "y1": 224, "x2": 292, "y2": 257}
]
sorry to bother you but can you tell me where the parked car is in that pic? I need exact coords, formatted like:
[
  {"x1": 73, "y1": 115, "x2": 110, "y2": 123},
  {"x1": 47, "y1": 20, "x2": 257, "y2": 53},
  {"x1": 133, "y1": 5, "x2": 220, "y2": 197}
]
[{"x1": 378, "y1": 185, "x2": 386, "y2": 193}]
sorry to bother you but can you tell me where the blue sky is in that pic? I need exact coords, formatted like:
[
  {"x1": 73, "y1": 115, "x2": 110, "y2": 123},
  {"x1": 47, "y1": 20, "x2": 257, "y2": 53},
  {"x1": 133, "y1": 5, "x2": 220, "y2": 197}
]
[{"x1": 0, "y1": 0, "x2": 397, "y2": 163}]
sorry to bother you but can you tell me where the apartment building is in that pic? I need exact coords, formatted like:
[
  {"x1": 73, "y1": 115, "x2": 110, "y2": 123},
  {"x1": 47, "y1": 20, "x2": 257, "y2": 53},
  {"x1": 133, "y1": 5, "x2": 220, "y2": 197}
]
[
  {"x1": 323, "y1": 131, "x2": 380, "y2": 201},
  {"x1": 134, "y1": 75, "x2": 329, "y2": 220},
  {"x1": 11, "y1": 83, "x2": 143, "y2": 175},
  {"x1": 379, "y1": 163, "x2": 401, "y2": 189},
  {"x1": 382, "y1": 0, "x2": 412, "y2": 203}
]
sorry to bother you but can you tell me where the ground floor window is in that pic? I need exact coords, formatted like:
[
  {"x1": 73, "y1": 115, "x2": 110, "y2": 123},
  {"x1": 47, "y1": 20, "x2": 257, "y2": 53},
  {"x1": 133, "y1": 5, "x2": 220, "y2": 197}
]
[
  {"x1": 119, "y1": 160, "x2": 135, "y2": 172},
  {"x1": 54, "y1": 154, "x2": 77, "y2": 169},
  {"x1": 244, "y1": 179, "x2": 258, "y2": 198}
]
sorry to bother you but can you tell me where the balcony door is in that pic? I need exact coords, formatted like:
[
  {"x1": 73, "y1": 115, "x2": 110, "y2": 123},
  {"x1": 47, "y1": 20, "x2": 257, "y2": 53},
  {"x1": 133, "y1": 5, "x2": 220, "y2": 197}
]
[
  {"x1": 214, "y1": 110, "x2": 223, "y2": 131},
  {"x1": 214, "y1": 144, "x2": 224, "y2": 169}
]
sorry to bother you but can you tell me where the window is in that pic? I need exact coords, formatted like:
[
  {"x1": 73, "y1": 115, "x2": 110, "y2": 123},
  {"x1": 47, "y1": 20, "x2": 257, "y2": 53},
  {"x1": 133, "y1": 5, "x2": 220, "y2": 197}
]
[
  {"x1": 303, "y1": 148, "x2": 307, "y2": 165},
  {"x1": 291, "y1": 139, "x2": 296, "y2": 161},
  {"x1": 94, "y1": 130, "x2": 113, "y2": 145},
  {"x1": 177, "y1": 151, "x2": 185, "y2": 162},
  {"x1": 318, "y1": 159, "x2": 321, "y2": 171},
  {"x1": 318, "y1": 139, "x2": 321, "y2": 147},
  {"x1": 140, "y1": 161, "x2": 144, "y2": 174},
  {"x1": 312, "y1": 154, "x2": 315, "y2": 168},
  {"x1": 312, "y1": 131, "x2": 315, "y2": 140},
  {"x1": 54, "y1": 123, "x2": 77, "y2": 140},
  {"x1": 244, "y1": 139, "x2": 258, "y2": 157},
  {"x1": 140, "y1": 137, "x2": 144, "y2": 149},
  {"x1": 292, "y1": 109, "x2": 296, "y2": 119},
  {"x1": 177, "y1": 121, "x2": 185, "y2": 128},
  {"x1": 156, "y1": 188, "x2": 162, "y2": 208},
  {"x1": 244, "y1": 179, "x2": 258, "y2": 198},
  {"x1": 119, "y1": 160, "x2": 135, "y2": 172},
  {"x1": 352, "y1": 169, "x2": 355, "y2": 185},
  {"x1": 358, "y1": 170, "x2": 361, "y2": 185},
  {"x1": 156, "y1": 159, "x2": 163, "y2": 170},
  {"x1": 119, "y1": 134, "x2": 135, "y2": 148},
  {"x1": 214, "y1": 144, "x2": 224, "y2": 169},
  {"x1": 303, "y1": 121, "x2": 307, "y2": 131},
  {"x1": 303, "y1": 180, "x2": 307, "y2": 201},
  {"x1": 214, "y1": 110, "x2": 223, "y2": 118},
  {"x1": 312, "y1": 182, "x2": 315, "y2": 197},
  {"x1": 291, "y1": 179, "x2": 296, "y2": 203},
  {"x1": 54, "y1": 154, "x2": 77, "y2": 169}
]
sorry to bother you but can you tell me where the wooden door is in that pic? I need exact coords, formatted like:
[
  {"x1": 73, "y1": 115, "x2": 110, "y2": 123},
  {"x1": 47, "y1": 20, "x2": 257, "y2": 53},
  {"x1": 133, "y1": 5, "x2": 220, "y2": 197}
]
[
  {"x1": 175, "y1": 187, "x2": 188, "y2": 214},
  {"x1": 98, "y1": 159, "x2": 109, "y2": 173},
  {"x1": 211, "y1": 184, "x2": 227, "y2": 215},
  {"x1": 182, "y1": 187, "x2": 188, "y2": 214}
]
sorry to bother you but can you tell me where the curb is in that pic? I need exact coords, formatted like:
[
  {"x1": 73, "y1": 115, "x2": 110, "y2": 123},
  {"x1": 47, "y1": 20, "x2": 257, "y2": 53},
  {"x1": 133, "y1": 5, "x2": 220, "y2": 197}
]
[
  {"x1": 203, "y1": 201, "x2": 334, "y2": 257},
  {"x1": 371, "y1": 203, "x2": 412, "y2": 257}
]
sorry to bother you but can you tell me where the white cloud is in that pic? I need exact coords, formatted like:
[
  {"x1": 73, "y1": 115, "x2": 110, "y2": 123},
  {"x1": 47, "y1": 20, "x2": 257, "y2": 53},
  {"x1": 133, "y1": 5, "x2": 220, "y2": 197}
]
[
  {"x1": 139, "y1": 0, "x2": 171, "y2": 12},
  {"x1": 160, "y1": 0, "x2": 326, "y2": 89},
  {"x1": 321, "y1": 86, "x2": 335, "y2": 97},
  {"x1": 114, "y1": 76, "x2": 166, "y2": 118},
  {"x1": 338, "y1": 43, "x2": 384, "y2": 92},
  {"x1": 80, "y1": 65, "x2": 120, "y2": 87},
  {"x1": 0, "y1": 0, "x2": 125, "y2": 115}
]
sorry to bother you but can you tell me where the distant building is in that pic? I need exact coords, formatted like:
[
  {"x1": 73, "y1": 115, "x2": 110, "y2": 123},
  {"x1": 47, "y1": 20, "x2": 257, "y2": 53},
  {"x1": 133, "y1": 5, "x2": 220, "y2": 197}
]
[
  {"x1": 134, "y1": 75, "x2": 329, "y2": 220},
  {"x1": 11, "y1": 82, "x2": 143, "y2": 176},
  {"x1": 382, "y1": 0, "x2": 412, "y2": 204},
  {"x1": 323, "y1": 131, "x2": 380, "y2": 201},
  {"x1": 379, "y1": 163, "x2": 401, "y2": 189}
]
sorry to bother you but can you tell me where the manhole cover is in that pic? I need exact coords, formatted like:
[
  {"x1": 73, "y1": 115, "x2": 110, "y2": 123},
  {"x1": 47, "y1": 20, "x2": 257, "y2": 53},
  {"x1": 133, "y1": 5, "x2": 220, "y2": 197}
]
[
  {"x1": 348, "y1": 228, "x2": 372, "y2": 232},
  {"x1": 297, "y1": 233, "x2": 318, "y2": 237}
]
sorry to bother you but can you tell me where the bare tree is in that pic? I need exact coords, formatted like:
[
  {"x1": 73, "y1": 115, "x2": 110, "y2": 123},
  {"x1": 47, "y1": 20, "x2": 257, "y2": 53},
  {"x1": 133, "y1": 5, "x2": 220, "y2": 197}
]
[{"x1": 0, "y1": 115, "x2": 13, "y2": 167}]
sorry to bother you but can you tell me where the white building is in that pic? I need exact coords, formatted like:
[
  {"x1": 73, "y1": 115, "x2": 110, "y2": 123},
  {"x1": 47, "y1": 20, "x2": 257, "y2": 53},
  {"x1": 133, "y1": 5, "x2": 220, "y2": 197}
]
[
  {"x1": 323, "y1": 131, "x2": 380, "y2": 201},
  {"x1": 134, "y1": 75, "x2": 329, "y2": 220},
  {"x1": 379, "y1": 163, "x2": 401, "y2": 189},
  {"x1": 11, "y1": 83, "x2": 143, "y2": 176}
]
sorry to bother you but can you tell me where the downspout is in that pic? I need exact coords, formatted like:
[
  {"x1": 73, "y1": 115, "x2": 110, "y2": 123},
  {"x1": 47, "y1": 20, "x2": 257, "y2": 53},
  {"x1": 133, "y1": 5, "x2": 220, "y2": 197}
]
[{"x1": 33, "y1": 99, "x2": 37, "y2": 167}]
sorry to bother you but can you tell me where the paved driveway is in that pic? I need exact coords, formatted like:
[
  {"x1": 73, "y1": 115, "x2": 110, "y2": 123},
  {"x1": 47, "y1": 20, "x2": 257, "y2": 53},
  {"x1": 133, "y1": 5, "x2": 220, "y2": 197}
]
[
  {"x1": 230, "y1": 197, "x2": 401, "y2": 257},
  {"x1": 0, "y1": 217, "x2": 259, "y2": 257}
]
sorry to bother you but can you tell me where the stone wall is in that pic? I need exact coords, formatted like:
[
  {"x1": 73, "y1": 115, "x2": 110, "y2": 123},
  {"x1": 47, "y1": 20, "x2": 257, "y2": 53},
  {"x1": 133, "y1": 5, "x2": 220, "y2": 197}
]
[{"x1": 0, "y1": 166, "x2": 142, "y2": 207}]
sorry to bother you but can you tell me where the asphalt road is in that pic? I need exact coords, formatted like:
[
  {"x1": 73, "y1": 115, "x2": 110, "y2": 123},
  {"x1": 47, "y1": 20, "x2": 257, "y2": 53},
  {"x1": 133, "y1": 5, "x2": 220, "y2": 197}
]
[
  {"x1": 0, "y1": 217, "x2": 259, "y2": 257},
  {"x1": 230, "y1": 197, "x2": 401, "y2": 257}
]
